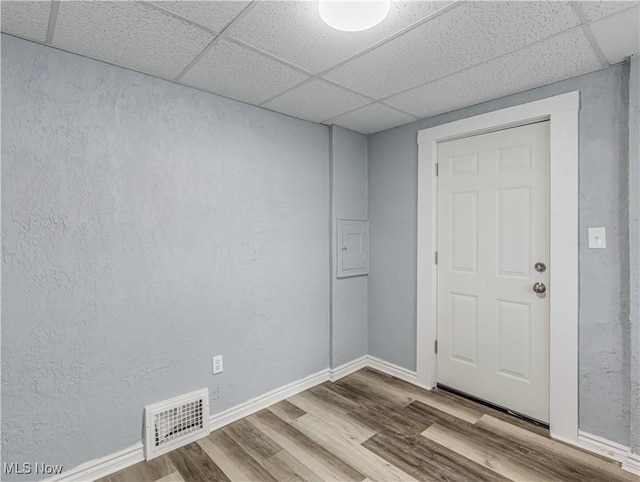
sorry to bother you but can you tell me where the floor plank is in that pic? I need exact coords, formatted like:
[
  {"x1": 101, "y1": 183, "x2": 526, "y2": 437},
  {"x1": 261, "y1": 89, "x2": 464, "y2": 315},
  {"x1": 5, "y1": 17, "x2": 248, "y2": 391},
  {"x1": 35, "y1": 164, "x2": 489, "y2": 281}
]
[
  {"x1": 358, "y1": 369, "x2": 483, "y2": 423},
  {"x1": 96, "y1": 454, "x2": 176, "y2": 482},
  {"x1": 346, "y1": 370, "x2": 415, "y2": 406},
  {"x1": 267, "y1": 399, "x2": 306, "y2": 422},
  {"x1": 423, "y1": 423, "x2": 564, "y2": 481},
  {"x1": 249, "y1": 409, "x2": 366, "y2": 482},
  {"x1": 404, "y1": 399, "x2": 477, "y2": 431},
  {"x1": 435, "y1": 386, "x2": 550, "y2": 437},
  {"x1": 335, "y1": 376, "x2": 411, "y2": 410},
  {"x1": 261, "y1": 451, "x2": 322, "y2": 482},
  {"x1": 325, "y1": 381, "x2": 432, "y2": 435},
  {"x1": 309, "y1": 383, "x2": 362, "y2": 411},
  {"x1": 223, "y1": 417, "x2": 283, "y2": 461},
  {"x1": 363, "y1": 429, "x2": 510, "y2": 482},
  {"x1": 168, "y1": 442, "x2": 230, "y2": 482},
  {"x1": 196, "y1": 436, "x2": 245, "y2": 482},
  {"x1": 199, "y1": 431, "x2": 277, "y2": 481},
  {"x1": 288, "y1": 389, "x2": 375, "y2": 443},
  {"x1": 292, "y1": 412, "x2": 418, "y2": 481},
  {"x1": 154, "y1": 472, "x2": 185, "y2": 482}
]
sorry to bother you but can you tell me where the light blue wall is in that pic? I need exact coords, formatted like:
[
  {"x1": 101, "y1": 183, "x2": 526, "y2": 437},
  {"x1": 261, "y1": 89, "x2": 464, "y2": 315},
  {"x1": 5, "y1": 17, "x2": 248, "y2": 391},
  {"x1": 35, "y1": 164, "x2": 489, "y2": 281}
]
[
  {"x1": 629, "y1": 54, "x2": 640, "y2": 456},
  {"x1": 1, "y1": 34, "x2": 330, "y2": 474},
  {"x1": 367, "y1": 64, "x2": 633, "y2": 446},
  {"x1": 330, "y1": 126, "x2": 368, "y2": 367}
]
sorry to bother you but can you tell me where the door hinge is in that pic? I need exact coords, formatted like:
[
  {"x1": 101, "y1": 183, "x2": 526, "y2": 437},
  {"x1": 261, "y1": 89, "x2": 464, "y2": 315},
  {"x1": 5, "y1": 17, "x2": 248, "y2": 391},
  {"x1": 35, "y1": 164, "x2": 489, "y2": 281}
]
[
  {"x1": 435, "y1": 251, "x2": 438, "y2": 265},
  {"x1": 435, "y1": 340, "x2": 438, "y2": 354},
  {"x1": 435, "y1": 163, "x2": 439, "y2": 176}
]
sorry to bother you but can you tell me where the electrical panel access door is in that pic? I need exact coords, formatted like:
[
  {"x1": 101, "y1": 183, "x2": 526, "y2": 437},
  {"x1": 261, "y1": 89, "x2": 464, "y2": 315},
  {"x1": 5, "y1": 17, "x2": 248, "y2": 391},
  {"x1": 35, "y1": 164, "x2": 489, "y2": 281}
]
[{"x1": 337, "y1": 219, "x2": 369, "y2": 278}]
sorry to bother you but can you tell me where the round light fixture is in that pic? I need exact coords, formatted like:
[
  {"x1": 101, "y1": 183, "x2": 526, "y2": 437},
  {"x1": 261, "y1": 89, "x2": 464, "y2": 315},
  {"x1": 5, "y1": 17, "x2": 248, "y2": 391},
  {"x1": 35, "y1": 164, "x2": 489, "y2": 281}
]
[{"x1": 319, "y1": 0, "x2": 391, "y2": 32}]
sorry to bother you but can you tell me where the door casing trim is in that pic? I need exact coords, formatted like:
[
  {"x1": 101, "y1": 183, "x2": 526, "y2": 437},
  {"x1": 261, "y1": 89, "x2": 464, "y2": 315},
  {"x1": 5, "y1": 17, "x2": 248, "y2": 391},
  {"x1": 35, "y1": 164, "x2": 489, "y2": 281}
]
[{"x1": 416, "y1": 91, "x2": 579, "y2": 443}]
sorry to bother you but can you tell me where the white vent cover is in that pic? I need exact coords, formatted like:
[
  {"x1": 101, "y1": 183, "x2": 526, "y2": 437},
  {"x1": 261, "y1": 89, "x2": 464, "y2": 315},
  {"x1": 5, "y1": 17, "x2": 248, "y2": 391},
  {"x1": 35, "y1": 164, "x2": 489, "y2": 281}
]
[{"x1": 144, "y1": 388, "x2": 210, "y2": 460}]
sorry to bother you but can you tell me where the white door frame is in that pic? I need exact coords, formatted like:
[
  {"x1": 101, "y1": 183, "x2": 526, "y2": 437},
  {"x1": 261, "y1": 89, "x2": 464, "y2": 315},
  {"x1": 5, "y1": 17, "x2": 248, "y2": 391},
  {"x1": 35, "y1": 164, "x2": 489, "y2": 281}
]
[{"x1": 416, "y1": 91, "x2": 579, "y2": 444}]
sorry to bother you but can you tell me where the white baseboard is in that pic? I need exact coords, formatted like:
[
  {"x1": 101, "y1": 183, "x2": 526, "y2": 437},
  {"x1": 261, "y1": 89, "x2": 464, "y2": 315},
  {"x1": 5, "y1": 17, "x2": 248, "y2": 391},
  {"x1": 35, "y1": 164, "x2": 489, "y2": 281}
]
[
  {"x1": 47, "y1": 443, "x2": 144, "y2": 482},
  {"x1": 329, "y1": 355, "x2": 369, "y2": 381},
  {"x1": 576, "y1": 431, "x2": 640, "y2": 475},
  {"x1": 577, "y1": 431, "x2": 629, "y2": 463},
  {"x1": 622, "y1": 451, "x2": 640, "y2": 475},
  {"x1": 366, "y1": 355, "x2": 420, "y2": 385},
  {"x1": 209, "y1": 368, "x2": 330, "y2": 431}
]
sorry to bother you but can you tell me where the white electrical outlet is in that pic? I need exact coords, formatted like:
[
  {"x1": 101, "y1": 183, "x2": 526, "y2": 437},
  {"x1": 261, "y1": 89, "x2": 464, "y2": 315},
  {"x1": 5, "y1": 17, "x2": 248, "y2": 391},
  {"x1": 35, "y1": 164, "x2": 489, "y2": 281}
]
[{"x1": 212, "y1": 355, "x2": 223, "y2": 375}]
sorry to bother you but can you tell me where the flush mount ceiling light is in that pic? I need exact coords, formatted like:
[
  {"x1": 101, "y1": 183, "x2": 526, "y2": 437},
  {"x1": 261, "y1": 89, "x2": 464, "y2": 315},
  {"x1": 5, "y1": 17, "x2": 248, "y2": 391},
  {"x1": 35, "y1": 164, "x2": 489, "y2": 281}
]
[{"x1": 319, "y1": 0, "x2": 391, "y2": 32}]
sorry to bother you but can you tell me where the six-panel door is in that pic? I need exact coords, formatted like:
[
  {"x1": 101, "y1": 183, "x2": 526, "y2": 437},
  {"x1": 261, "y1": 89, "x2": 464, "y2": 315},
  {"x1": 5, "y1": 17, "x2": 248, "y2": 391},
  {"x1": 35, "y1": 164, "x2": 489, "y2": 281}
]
[{"x1": 436, "y1": 121, "x2": 550, "y2": 423}]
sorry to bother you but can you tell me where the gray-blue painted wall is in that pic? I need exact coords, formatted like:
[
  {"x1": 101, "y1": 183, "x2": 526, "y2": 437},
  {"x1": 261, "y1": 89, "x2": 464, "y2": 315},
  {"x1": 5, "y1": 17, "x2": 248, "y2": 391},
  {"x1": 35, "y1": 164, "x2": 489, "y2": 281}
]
[
  {"x1": 1, "y1": 34, "x2": 331, "y2": 474},
  {"x1": 330, "y1": 126, "x2": 368, "y2": 368},
  {"x1": 367, "y1": 64, "x2": 633, "y2": 446},
  {"x1": 629, "y1": 54, "x2": 640, "y2": 456}
]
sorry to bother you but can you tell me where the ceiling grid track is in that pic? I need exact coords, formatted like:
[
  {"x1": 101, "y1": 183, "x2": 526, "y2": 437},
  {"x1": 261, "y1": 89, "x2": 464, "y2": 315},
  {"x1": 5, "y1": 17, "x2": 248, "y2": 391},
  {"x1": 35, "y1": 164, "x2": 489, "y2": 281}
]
[
  {"x1": 375, "y1": 4, "x2": 639, "y2": 106},
  {"x1": 375, "y1": 21, "x2": 604, "y2": 106},
  {"x1": 143, "y1": 1, "x2": 218, "y2": 36},
  {"x1": 320, "y1": 100, "x2": 378, "y2": 125},
  {"x1": 224, "y1": 36, "x2": 316, "y2": 77},
  {"x1": 378, "y1": 101, "x2": 421, "y2": 118},
  {"x1": 314, "y1": 0, "x2": 464, "y2": 78},
  {"x1": 316, "y1": 77, "x2": 378, "y2": 102},
  {"x1": 258, "y1": 77, "x2": 314, "y2": 106},
  {"x1": 45, "y1": 0, "x2": 59, "y2": 45},
  {"x1": 321, "y1": 100, "x2": 419, "y2": 126},
  {"x1": 259, "y1": 75, "x2": 380, "y2": 109},
  {"x1": 257, "y1": 0, "x2": 464, "y2": 108},
  {"x1": 173, "y1": 1, "x2": 258, "y2": 82},
  {"x1": 569, "y1": 3, "x2": 611, "y2": 69}
]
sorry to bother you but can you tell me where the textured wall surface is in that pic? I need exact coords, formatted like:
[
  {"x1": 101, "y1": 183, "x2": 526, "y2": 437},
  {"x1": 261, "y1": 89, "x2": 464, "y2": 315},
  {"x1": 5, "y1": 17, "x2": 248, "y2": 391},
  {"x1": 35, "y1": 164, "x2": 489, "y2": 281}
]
[
  {"x1": 367, "y1": 64, "x2": 632, "y2": 446},
  {"x1": 330, "y1": 126, "x2": 368, "y2": 368},
  {"x1": 578, "y1": 64, "x2": 630, "y2": 445},
  {"x1": 629, "y1": 54, "x2": 640, "y2": 456},
  {"x1": 1, "y1": 34, "x2": 330, "y2": 475},
  {"x1": 367, "y1": 125, "x2": 418, "y2": 368}
]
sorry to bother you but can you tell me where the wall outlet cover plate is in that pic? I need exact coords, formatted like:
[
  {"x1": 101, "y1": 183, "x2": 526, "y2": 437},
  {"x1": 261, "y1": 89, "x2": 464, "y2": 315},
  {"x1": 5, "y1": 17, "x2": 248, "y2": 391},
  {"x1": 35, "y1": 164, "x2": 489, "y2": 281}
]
[{"x1": 588, "y1": 227, "x2": 606, "y2": 249}]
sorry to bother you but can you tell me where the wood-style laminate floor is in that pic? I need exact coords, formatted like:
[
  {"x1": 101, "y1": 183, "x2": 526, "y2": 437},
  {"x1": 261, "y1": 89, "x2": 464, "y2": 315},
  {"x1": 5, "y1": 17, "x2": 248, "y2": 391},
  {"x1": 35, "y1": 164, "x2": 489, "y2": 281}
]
[{"x1": 99, "y1": 368, "x2": 638, "y2": 482}]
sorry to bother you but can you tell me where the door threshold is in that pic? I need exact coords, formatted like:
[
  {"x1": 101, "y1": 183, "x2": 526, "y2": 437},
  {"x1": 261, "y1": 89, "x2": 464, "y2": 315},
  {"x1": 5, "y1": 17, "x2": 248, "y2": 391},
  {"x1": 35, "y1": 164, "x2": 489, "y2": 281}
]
[{"x1": 436, "y1": 383, "x2": 550, "y2": 429}]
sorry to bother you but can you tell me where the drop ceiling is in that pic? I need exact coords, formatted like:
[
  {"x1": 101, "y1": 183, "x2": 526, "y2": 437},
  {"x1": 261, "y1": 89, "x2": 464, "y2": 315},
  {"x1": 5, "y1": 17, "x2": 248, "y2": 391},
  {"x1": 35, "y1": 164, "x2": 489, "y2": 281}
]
[{"x1": 2, "y1": 1, "x2": 639, "y2": 134}]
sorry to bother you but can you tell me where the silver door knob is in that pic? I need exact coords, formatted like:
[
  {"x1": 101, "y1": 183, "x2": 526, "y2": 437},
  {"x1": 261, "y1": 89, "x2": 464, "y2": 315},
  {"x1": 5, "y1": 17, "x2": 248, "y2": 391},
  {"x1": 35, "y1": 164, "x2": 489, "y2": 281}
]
[{"x1": 533, "y1": 282, "x2": 546, "y2": 294}]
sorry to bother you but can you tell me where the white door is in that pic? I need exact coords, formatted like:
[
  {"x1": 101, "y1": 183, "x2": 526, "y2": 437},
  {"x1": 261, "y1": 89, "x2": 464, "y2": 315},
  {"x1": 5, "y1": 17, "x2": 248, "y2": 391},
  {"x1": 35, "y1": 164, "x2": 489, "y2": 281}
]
[{"x1": 436, "y1": 121, "x2": 550, "y2": 423}]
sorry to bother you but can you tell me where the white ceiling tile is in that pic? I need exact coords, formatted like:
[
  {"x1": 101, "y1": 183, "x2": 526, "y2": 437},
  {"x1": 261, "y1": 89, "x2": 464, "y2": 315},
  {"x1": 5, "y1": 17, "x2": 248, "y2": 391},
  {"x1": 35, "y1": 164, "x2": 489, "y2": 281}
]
[
  {"x1": 225, "y1": 1, "x2": 453, "y2": 73},
  {"x1": 180, "y1": 39, "x2": 309, "y2": 105},
  {"x1": 324, "y1": 1, "x2": 581, "y2": 99},
  {"x1": 327, "y1": 103, "x2": 416, "y2": 134},
  {"x1": 589, "y1": 6, "x2": 640, "y2": 64},
  {"x1": 385, "y1": 28, "x2": 602, "y2": 120},
  {"x1": 1, "y1": 1, "x2": 51, "y2": 43},
  {"x1": 262, "y1": 79, "x2": 370, "y2": 123},
  {"x1": 148, "y1": 1, "x2": 250, "y2": 33},
  {"x1": 53, "y1": 1, "x2": 215, "y2": 80},
  {"x1": 577, "y1": 1, "x2": 638, "y2": 21}
]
